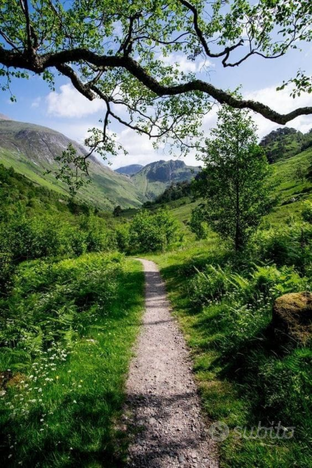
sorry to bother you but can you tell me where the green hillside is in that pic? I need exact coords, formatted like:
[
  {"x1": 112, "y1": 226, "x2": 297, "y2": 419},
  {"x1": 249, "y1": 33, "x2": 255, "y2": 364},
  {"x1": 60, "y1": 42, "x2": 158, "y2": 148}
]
[
  {"x1": 0, "y1": 120, "x2": 202, "y2": 209},
  {"x1": 131, "y1": 159, "x2": 200, "y2": 200},
  {"x1": 0, "y1": 120, "x2": 143, "y2": 210},
  {"x1": 260, "y1": 127, "x2": 312, "y2": 163},
  {"x1": 267, "y1": 147, "x2": 312, "y2": 223},
  {"x1": 144, "y1": 145, "x2": 312, "y2": 226}
]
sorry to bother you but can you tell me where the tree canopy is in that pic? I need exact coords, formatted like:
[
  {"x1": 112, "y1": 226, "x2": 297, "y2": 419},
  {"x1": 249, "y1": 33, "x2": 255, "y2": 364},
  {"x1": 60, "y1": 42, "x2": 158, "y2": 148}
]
[
  {"x1": 1, "y1": 0, "x2": 312, "y2": 160},
  {"x1": 193, "y1": 105, "x2": 273, "y2": 250}
]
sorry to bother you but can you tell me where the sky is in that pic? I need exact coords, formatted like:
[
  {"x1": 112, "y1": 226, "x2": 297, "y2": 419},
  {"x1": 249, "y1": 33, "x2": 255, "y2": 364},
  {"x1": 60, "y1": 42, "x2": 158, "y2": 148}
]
[{"x1": 1, "y1": 40, "x2": 312, "y2": 169}]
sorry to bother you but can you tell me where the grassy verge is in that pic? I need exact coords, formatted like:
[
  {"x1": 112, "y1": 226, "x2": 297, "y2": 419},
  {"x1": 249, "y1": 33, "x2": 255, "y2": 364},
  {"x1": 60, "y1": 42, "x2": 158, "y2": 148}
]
[
  {"x1": 0, "y1": 252, "x2": 144, "y2": 467},
  {"x1": 149, "y1": 239, "x2": 312, "y2": 468}
]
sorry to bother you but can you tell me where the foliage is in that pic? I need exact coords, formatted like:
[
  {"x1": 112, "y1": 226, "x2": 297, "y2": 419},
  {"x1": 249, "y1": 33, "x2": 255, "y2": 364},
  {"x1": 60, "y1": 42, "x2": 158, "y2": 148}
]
[
  {"x1": 307, "y1": 159, "x2": 312, "y2": 182},
  {"x1": 128, "y1": 209, "x2": 182, "y2": 253},
  {"x1": 152, "y1": 233, "x2": 312, "y2": 468},
  {"x1": 0, "y1": 253, "x2": 145, "y2": 467},
  {"x1": 0, "y1": 164, "x2": 116, "y2": 293},
  {"x1": 189, "y1": 206, "x2": 209, "y2": 240},
  {"x1": 302, "y1": 200, "x2": 312, "y2": 223},
  {"x1": 194, "y1": 105, "x2": 274, "y2": 250},
  {"x1": 254, "y1": 223, "x2": 312, "y2": 275},
  {"x1": 45, "y1": 143, "x2": 91, "y2": 196},
  {"x1": 0, "y1": 0, "x2": 312, "y2": 176},
  {"x1": 148, "y1": 181, "x2": 192, "y2": 206}
]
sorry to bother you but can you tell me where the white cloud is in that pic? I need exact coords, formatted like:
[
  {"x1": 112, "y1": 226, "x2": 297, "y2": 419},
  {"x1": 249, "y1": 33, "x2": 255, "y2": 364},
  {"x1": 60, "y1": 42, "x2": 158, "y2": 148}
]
[
  {"x1": 43, "y1": 82, "x2": 312, "y2": 170},
  {"x1": 46, "y1": 84, "x2": 105, "y2": 118},
  {"x1": 31, "y1": 97, "x2": 42, "y2": 108},
  {"x1": 106, "y1": 127, "x2": 198, "y2": 169},
  {"x1": 162, "y1": 53, "x2": 212, "y2": 74},
  {"x1": 110, "y1": 129, "x2": 163, "y2": 168},
  {"x1": 246, "y1": 85, "x2": 312, "y2": 138}
]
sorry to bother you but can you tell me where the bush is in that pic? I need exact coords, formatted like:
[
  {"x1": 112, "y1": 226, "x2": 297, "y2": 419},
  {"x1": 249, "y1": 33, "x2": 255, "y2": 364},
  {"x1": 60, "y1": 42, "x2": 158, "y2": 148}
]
[
  {"x1": 189, "y1": 207, "x2": 209, "y2": 239},
  {"x1": 254, "y1": 224, "x2": 312, "y2": 273},
  {"x1": 0, "y1": 253, "x2": 123, "y2": 352},
  {"x1": 188, "y1": 260, "x2": 308, "y2": 354},
  {"x1": 302, "y1": 200, "x2": 312, "y2": 223},
  {"x1": 128, "y1": 209, "x2": 182, "y2": 253},
  {"x1": 115, "y1": 223, "x2": 130, "y2": 252},
  {"x1": 190, "y1": 265, "x2": 231, "y2": 305}
]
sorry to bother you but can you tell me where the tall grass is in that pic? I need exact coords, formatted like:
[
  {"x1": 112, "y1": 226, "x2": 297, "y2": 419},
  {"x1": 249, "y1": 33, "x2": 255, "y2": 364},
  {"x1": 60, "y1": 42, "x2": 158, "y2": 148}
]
[
  {"x1": 150, "y1": 231, "x2": 312, "y2": 468},
  {"x1": 0, "y1": 253, "x2": 144, "y2": 467}
]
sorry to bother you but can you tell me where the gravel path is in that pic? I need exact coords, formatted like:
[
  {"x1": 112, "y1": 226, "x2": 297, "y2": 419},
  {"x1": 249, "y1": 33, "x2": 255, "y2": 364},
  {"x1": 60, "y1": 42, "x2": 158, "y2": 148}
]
[{"x1": 124, "y1": 259, "x2": 218, "y2": 468}]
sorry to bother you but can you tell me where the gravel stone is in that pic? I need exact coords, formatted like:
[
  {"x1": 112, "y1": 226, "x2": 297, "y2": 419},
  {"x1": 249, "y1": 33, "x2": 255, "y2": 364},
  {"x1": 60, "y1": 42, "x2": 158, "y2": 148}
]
[{"x1": 125, "y1": 259, "x2": 219, "y2": 467}]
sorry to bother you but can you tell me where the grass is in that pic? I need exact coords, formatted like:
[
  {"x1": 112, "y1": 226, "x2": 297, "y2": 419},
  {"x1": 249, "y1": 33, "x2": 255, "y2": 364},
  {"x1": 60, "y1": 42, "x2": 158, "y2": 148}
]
[
  {"x1": 0, "y1": 147, "x2": 143, "y2": 211},
  {"x1": 148, "y1": 236, "x2": 312, "y2": 468},
  {"x1": 0, "y1": 253, "x2": 145, "y2": 467},
  {"x1": 266, "y1": 149, "x2": 312, "y2": 224}
]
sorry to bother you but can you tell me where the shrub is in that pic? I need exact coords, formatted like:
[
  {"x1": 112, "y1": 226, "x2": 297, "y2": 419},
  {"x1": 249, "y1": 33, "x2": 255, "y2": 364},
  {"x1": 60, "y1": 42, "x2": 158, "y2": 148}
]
[
  {"x1": 189, "y1": 207, "x2": 209, "y2": 239},
  {"x1": 302, "y1": 200, "x2": 312, "y2": 223},
  {"x1": 254, "y1": 224, "x2": 312, "y2": 273},
  {"x1": 0, "y1": 253, "x2": 123, "y2": 352},
  {"x1": 190, "y1": 265, "x2": 231, "y2": 305},
  {"x1": 259, "y1": 349, "x2": 312, "y2": 434},
  {"x1": 128, "y1": 209, "x2": 181, "y2": 253},
  {"x1": 115, "y1": 224, "x2": 130, "y2": 252}
]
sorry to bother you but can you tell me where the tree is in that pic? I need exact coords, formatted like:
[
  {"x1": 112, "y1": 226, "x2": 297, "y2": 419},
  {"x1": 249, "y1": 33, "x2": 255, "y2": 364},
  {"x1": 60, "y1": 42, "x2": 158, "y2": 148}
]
[
  {"x1": 0, "y1": 0, "x2": 312, "y2": 165},
  {"x1": 193, "y1": 105, "x2": 273, "y2": 251},
  {"x1": 295, "y1": 165, "x2": 306, "y2": 183},
  {"x1": 129, "y1": 209, "x2": 181, "y2": 252},
  {"x1": 113, "y1": 205, "x2": 122, "y2": 217}
]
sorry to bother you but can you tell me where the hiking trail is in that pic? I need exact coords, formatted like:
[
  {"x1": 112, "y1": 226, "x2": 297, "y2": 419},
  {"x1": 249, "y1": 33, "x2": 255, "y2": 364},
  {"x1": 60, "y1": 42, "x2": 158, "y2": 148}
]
[{"x1": 124, "y1": 259, "x2": 218, "y2": 468}]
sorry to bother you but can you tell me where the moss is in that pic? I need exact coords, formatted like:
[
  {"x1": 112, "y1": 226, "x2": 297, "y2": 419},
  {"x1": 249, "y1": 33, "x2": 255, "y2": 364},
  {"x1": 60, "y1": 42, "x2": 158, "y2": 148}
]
[{"x1": 273, "y1": 292, "x2": 312, "y2": 344}]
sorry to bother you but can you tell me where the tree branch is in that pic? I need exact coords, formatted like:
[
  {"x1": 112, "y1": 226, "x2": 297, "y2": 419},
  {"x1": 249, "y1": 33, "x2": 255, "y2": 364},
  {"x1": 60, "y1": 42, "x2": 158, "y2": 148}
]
[{"x1": 0, "y1": 46, "x2": 310, "y2": 125}]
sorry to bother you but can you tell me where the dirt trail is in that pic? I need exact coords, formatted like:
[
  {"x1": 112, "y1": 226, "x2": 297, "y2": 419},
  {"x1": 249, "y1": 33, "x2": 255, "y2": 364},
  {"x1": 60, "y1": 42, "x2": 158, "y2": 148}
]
[{"x1": 124, "y1": 259, "x2": 218, "y2": 468}]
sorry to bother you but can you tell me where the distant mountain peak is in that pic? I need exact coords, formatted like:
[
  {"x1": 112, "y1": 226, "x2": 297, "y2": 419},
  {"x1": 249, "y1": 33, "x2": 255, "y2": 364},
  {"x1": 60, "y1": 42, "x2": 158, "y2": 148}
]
[
  {"x1": 115, "y1": 164, "x2": 144, "y2": 176},
  {"x1": 131, "y1": 158, "x2": 200, "y2": 200}
]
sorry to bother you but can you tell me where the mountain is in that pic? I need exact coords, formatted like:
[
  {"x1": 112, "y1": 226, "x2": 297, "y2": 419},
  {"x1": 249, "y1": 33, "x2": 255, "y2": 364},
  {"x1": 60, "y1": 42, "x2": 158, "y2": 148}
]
[
  {"x1": 131, "y1": 159, "x2": 200, "y2": 200},
  {"x1": 260, "y1": 127, "x2": 312, "y2": 163},
  {"x1": 115, "y1": 164, "x2": 143, "y2": 176},
  {"x1": 0, "y1": 119, "x2": 144, "y2": 210}
]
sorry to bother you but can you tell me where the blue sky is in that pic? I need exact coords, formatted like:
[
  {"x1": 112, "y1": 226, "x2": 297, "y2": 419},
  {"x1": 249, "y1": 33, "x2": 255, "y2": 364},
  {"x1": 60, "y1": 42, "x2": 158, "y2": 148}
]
[{"x1": 1, "y1": 42, "x2": 312, "y2": 169}]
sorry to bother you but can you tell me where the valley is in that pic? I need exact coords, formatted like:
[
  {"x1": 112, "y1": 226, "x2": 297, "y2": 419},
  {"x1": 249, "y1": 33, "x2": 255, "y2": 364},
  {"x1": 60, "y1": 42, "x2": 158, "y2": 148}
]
[{"x1": 0, "y1": 115, "x2": 311, "y2": 468}]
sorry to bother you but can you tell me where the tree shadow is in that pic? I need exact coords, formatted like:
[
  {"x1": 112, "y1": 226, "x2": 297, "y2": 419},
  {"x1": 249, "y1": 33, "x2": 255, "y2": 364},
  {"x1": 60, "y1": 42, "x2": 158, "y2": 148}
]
[{"x1": 124, "y1": 390, "x2": 216, "y2": 467}]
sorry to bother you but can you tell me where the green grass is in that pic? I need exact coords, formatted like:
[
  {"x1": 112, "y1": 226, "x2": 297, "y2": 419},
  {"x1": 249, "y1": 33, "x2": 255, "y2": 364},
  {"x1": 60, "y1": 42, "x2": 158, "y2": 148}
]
[
  {"x1": 0, "y1": 253, "x2": 145, "y2": 467},
  {"x1": 160, "y1": 150, "x2": 312, "y2": 226},
  {"x1": 0, "y1": 147, "x2": 143, "y2": 211},
  {"x1": 149, "y1": 238, "x2": 312, "y2": 468}
]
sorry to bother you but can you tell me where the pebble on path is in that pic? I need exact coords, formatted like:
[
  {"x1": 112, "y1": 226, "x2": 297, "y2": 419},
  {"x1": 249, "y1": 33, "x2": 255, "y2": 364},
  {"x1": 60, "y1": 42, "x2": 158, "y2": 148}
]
[{"x1": 124, "y1": 259, "x2": 219, "y2": 468}]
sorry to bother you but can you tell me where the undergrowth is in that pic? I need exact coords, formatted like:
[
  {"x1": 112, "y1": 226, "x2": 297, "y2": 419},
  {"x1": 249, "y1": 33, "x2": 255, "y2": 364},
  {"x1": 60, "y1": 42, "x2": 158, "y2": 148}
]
[
  {"x1": 151, "y1": 227, "x2": 312, "y2": 468},
  {"x1": 0, "y1": 253, "x2": 144, "y2": 467}
]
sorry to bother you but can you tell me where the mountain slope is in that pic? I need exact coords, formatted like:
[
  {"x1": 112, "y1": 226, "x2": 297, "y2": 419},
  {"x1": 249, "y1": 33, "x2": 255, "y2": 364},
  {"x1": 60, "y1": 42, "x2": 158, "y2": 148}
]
[
  {"x1": 115, "y1": 164, "x2": 143, "y2": 176},
  {"x1": 0, "y1": 119, "x2": 143, "y2": 210},
  {"x1": 160, "y1": 148, "x2": 312, "y2": 225},
  {"x1": 268, "y1": 146, "x2": 312, "y2": 222},
  {"x1": 260, "y1": 127, "x2": 312, "y2": 163},
  {"x1": 131, "y1": 159, "x2": 200, "y2": 200}
]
